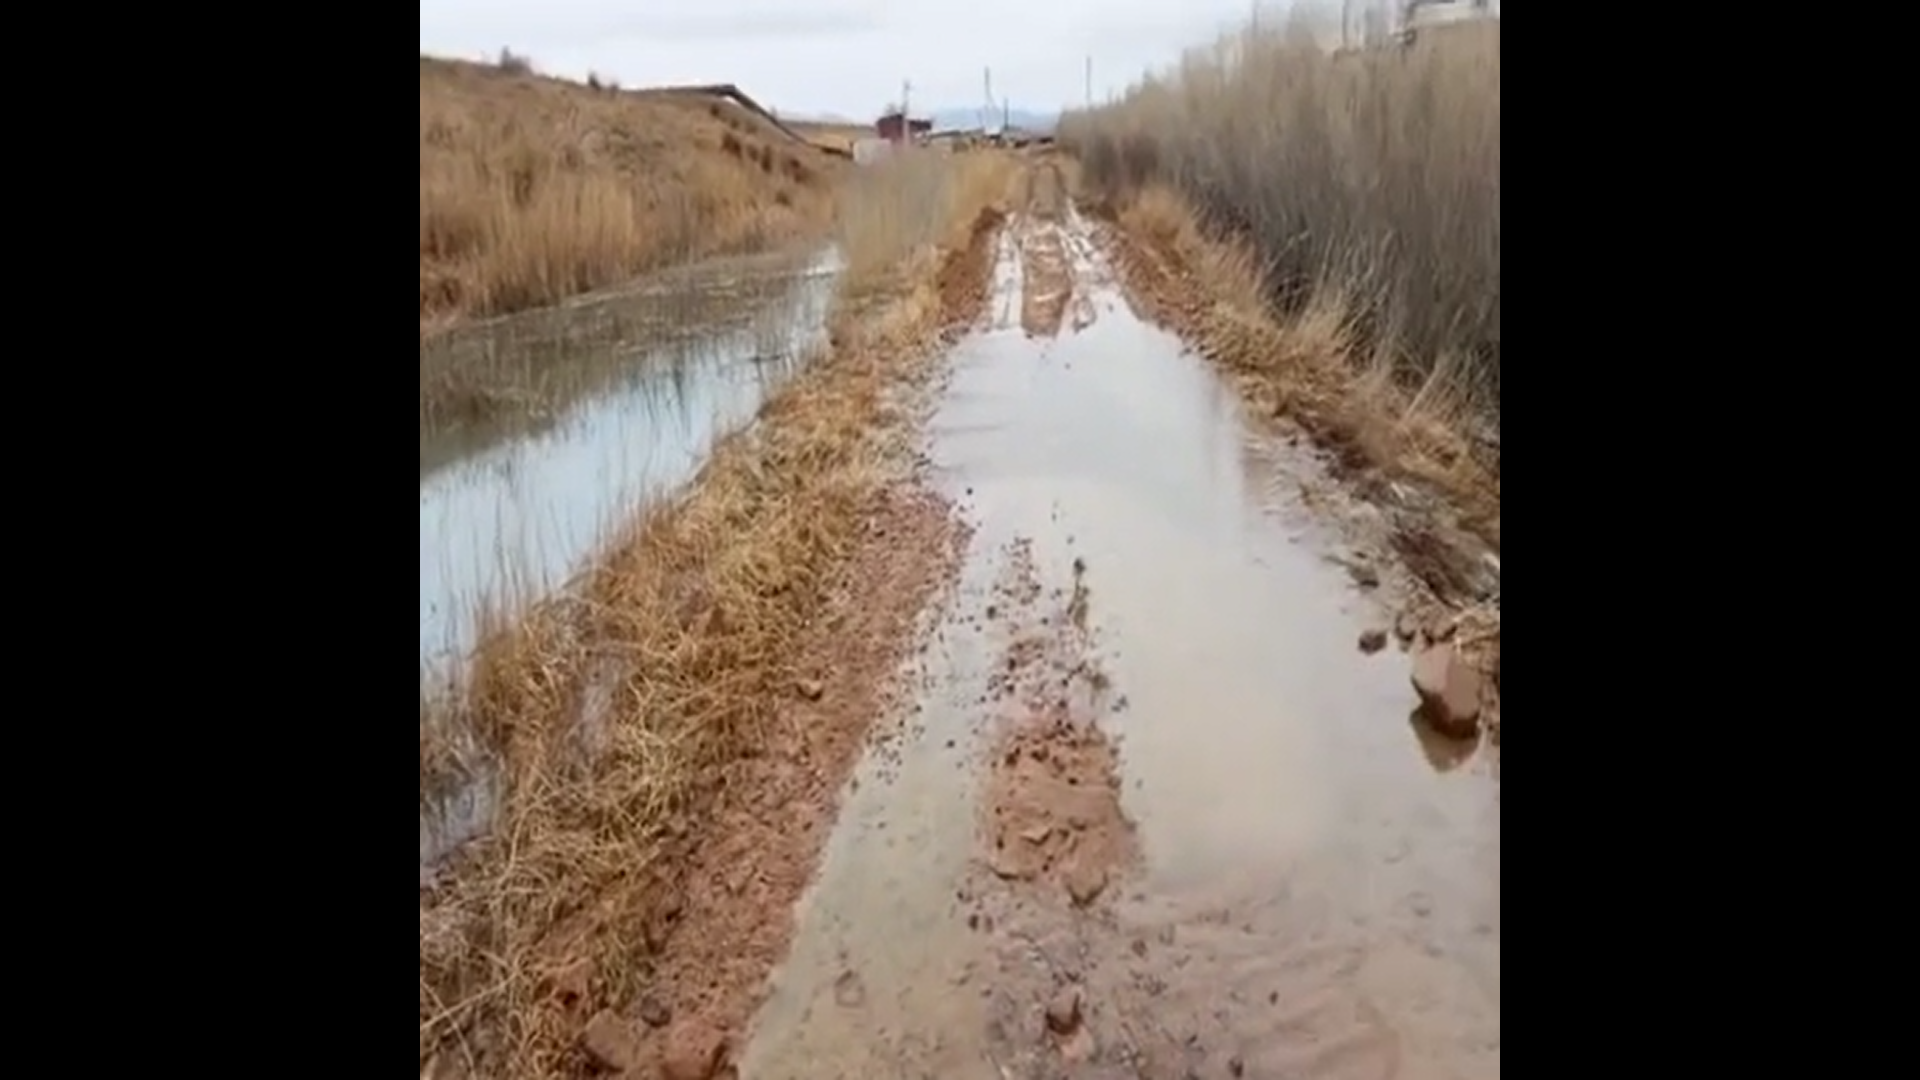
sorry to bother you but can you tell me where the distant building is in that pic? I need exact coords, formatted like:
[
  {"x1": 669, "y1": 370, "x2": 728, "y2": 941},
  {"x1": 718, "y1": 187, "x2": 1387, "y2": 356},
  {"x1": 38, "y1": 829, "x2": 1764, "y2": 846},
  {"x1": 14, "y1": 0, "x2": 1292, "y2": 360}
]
[{"x1": 875, "y1": 111, "x2": 933, "y2": 145}]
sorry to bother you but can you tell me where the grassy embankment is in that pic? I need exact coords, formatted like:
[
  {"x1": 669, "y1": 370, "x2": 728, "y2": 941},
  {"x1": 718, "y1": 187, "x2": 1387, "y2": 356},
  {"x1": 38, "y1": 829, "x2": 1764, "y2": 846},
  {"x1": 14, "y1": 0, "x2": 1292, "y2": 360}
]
[
  {"x1": 1059, "y1": 11, "x2": 1500, "y2": 545},
  {"x1": 420, "y1": 53, "x2": 843, "y2": 337},
  {"x1": 787, "y1": 119, "x2": 873, "y2": 156},
  {"x1": 419, "y1": 146, "x2": 1016, "y2": 1080}
]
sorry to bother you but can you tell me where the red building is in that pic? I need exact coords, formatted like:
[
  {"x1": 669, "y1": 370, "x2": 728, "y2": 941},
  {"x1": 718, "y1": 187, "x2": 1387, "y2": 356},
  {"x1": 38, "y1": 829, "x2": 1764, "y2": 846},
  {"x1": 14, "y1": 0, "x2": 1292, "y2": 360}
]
[{"x1": 875, "y1": 112, "x2": 933, "y2": 145}]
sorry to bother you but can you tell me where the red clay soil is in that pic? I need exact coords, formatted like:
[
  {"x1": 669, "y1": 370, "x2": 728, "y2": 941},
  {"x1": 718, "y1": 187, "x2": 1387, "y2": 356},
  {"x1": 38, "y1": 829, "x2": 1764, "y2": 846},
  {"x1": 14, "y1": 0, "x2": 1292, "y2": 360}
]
[
  {"x1": 974, "y1": 539, "x2": 1137, "y2": 914},
  {"x1": 590, "y1": 487, "x2": 970, "y2": 1080},
  {"x1": 937, "y1": 208, "x2": 1007, "y2": 339}
]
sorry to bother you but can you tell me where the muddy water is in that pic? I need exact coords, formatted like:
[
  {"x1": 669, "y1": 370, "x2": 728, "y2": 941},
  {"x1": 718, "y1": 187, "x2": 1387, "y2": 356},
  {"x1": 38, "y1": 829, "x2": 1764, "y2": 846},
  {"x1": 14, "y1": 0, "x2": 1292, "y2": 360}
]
[
  {"x1": 418, "y1": 250, "x2": 839, "y2": 877},
  {"x1": 743, "y1": 214, "x2": 1497, "y2": 1078},
  {"x1": 418, "y1": 250, "x2": 839, "y2": 673}
]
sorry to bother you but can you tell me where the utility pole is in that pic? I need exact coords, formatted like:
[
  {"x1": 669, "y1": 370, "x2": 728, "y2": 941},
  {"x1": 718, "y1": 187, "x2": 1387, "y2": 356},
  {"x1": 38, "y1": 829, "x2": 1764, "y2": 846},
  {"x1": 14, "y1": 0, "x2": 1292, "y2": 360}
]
[
  {"x1": 901, "y1": 79, "x2": 911, "y2": 144},
  {"x1": 984, "y1": 67, "x2": 993, "y2": 131},
  {"x1": 1084, "y1": 56, "x2": 1092, "y2": 110}
]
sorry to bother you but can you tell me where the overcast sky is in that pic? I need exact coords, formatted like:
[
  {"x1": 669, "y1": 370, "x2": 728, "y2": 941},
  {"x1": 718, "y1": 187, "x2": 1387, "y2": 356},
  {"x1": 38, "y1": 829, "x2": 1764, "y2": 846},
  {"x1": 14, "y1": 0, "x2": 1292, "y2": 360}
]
[{"x1": 418, "y1": 0, "x2": 1288, "y2": 119}]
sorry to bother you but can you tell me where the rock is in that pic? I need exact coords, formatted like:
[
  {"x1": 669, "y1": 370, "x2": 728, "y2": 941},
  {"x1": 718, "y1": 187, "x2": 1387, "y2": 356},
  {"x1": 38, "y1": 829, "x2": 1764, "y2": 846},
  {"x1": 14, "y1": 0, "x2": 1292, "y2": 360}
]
[
  {"x1": 833, "y1": 969, "x2": 866, "y2": 1008},
  {"x1": 660, "y1": 1019, "x2": 727, "y2": 1080},
  {"x1": 637, "y1": 995, "x2": 671, "y2": 1029},
  {"x1": 1346, "y1": 560, "x2": 1380, "y2": 589},
  {"x1": 988, "y1": 844, "x2": 1037, "y2": 881},
  {"x1": 1410, "y1": 644, "x2": 1483, "y2": 739},
  {"x1": 1021, "y1": 824, "x2": 1054, "y2": 844},
  {"x1": 550, "y1": 957, "x2": 595, "y2": 1009},
  {"x1": 580, "y1": 1009, "x2": 639, "y2": 1072},
  {"x1": 1046, "y1": 985, "x2": 1084, "y2": 1034},
  {"x1": 1064, "y1": 862, "x2": 1108, "y2": 907},
  {"x1": 1358, "y1": 628, "x2": 1388, "y2": 654},
  {"x1": 1229, "y1": 1054, "x2": 1246, "y2": 1077},
  {"x1": 1394, "y1": 610, "x2": 1421, "y2": 645},
  {"x1": 797, "y1": 678, "x2": 825, "y2": 701}
]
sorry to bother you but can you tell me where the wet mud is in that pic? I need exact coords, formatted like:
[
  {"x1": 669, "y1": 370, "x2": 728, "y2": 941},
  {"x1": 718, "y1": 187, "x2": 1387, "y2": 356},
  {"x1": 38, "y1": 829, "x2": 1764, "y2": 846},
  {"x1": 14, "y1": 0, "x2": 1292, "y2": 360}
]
[{"x1": 739, "y1": 185, "x2": 1498, "y2": 1079}]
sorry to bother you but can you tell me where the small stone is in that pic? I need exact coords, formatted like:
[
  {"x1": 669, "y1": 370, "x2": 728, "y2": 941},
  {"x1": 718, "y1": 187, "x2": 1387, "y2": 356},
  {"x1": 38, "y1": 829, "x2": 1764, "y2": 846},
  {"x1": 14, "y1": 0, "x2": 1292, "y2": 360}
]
[
  {"x1": 1065, "y1": 862, "x2": 1107, "y2": 907},
  {"x1": 833, "y1": 969, "x2": 866, "y2": 1008},
  {"x1": 1347, "y1": 560, "x2": 1380, "y2": 588},
  {"x1": 660, "y1": 1019, "x2": 727, "y2": 1080},
  {"x1": 1394, "y1": 610, "x2": 1421, "y2": 644},
  {"x1": 1229, "y1": 1054, "x2": 1246, "y2": 1077},
  {"x1": 580, "y1": 1009, "x2": 638, "y2": 1072},
  {"x1": 797, "y1": 678, "x2": 825, "y2": 701},
  {"x1": 1411, "y1": 643, "x2": 1483, "y2": 739},
  {"x1": 637, "y1": 995, "x2": 671, "y2": 1028},
  {"x1": 1021, "y1": 824, "x2": 1053, "y2": 844},
  {"x1": 1046, "y1": 985, "x2": 1083, "y2": 1034},
  {"x1": 549, "y1": 956, "x2": 594, "y2": 1008},
  {"x1": 1358, "y1": 628, "x2": 1388, "y2": 654}
]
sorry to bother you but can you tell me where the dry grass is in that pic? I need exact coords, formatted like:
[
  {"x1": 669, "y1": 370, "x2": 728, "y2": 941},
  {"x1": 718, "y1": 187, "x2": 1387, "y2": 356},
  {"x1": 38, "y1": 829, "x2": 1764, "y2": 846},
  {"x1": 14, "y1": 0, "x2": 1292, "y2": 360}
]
[
  {"x1": 788, "y1": 119, "x2": 872, "y2": 155},
  {"x1": 420, "y1": 54, "x2": 844, "y2": 334},
  {"x1": 1057, "y1": 8, "x2": 1499, "y2": 701},
  {"x1": 836, "y1": 148, "x2": 1017, "y2": 301},
  {"x1": 418, "y1": 151, "x2": 1017, "y2": 1080},
  {"x1": 1059, "y1": 8, "x2": 1499, "y2": 420}
]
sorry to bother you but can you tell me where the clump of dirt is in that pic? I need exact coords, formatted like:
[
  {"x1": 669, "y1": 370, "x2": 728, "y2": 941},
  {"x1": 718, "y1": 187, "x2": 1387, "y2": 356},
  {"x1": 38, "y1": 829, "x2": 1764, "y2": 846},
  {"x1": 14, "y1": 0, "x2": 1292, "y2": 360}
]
[
  {"x1": 973, "y1": 538, "x2": 1137, "y2": 911},
  {"x1": 984, "y1": 705, "x2": 1134, "y2": 908}
]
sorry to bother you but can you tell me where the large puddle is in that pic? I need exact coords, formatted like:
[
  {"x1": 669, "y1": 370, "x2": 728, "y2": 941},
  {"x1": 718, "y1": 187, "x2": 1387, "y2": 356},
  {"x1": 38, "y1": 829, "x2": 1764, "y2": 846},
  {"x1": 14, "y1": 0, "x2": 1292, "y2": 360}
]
[
  {"x1": 743, "y1": 214, "x2": 1497, "y2": 1078},
  {"x1": 418, "y1": 249, "x2": 839, "y2": 875}
]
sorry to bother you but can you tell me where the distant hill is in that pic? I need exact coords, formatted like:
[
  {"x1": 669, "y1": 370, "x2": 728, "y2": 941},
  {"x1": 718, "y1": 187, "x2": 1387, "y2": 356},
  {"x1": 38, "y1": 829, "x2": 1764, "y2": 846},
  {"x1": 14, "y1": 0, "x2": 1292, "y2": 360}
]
[
  {"x1": 926, "y1": 106, "x2": 1058, "y2": 134},
  {"x1": 783, "y1": 106, "x2": 1058, "y2": 135}
]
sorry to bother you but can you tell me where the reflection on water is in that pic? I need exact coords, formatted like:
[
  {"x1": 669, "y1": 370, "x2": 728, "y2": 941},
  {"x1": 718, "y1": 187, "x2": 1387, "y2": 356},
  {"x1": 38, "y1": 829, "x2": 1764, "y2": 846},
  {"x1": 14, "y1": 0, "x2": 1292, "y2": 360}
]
[
  {"x1": 418, "y1": 249, "x2": 840, "y2": 874},
  {"x1": 419, "y1": 249, "x2": 839, "y2": 674}
]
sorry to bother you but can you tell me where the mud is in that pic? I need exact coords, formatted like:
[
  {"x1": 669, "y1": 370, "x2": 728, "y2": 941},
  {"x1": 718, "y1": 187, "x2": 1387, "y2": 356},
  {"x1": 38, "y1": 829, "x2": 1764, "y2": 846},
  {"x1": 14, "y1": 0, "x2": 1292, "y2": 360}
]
[
  {"x1": 1016, "y1": 164, "x2": 1075, "y2": 338},
  {"x1": 739, "y1": 187, "x2": 1498, "y2": 1079},
  {"x1": 514, "y1": 208, "x2": 1012, "y2": 1080},
  {"x1": 977, "y1": 542, "x2": 1137, "y2": 911},
  {"x1": 611, "y1": 485, "x2": 970, "y2": 1078}
]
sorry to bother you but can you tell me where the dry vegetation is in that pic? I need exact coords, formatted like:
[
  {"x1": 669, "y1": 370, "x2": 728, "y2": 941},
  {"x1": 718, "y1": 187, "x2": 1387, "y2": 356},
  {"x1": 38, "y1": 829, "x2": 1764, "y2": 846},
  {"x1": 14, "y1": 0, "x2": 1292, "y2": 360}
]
[
  {"x1": 1060, "y1": 9, "x2": 1500, "y2": 426},
  {"x1": 420, "y1": 53, "x2": 843, "y2": 334},
  {"x1": 836, "y1": 148, "x2": 1014, "y2": 299},
  {"x1": 788, "y1": 119, "x2": 872, "y2": 156},
  {"x1": 1059, "y1": 8, "x2": 1498, "y2": 701},
  {"x1": 419, "y1": 148, "x2": 1018, "y2": 1080}
]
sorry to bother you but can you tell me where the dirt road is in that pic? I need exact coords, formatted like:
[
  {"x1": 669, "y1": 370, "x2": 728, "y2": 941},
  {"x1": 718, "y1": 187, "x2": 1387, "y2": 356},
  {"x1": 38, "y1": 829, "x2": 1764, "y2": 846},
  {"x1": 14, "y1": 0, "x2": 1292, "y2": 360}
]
[
  {"x1": 524, "y1": 165, "x2": 1499, "y2": 1080},
  {"x1": 726, "y1": 174, "x2": 1500, "y2": 1077}
]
